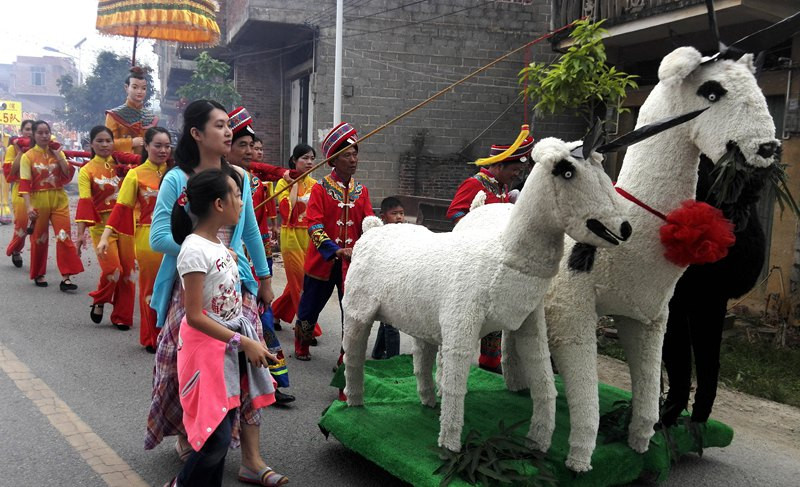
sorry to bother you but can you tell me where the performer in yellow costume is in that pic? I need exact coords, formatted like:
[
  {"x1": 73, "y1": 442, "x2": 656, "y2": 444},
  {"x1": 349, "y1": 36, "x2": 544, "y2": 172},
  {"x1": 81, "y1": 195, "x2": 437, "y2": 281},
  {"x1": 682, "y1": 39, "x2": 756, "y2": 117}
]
[
  {"x1": 104, "y1": 67, "x2": 158, "y2": 155},
  {"x1": 99, "y1": 127, "x2": 170, "y2": 352},
  {"x1": 4, "y1": 119, "x2": 35, "y2": 267},
  {"x1": 19, "y1": 121, "x2": 84, "y2": 289},
  {"x1": 75, "y1": 126, "x2": 135, "y2": 330},
  {"x1": 271, "y1": 144, "x2": 320, "y2": 333}
]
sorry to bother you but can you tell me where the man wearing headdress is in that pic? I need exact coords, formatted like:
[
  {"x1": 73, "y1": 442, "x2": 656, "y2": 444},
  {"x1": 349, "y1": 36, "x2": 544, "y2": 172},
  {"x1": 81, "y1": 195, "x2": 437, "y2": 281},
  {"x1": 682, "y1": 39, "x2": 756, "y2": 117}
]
[
  {"x1": 105, "y1": 67, "x2": 158, "y2": 154},
  {"x1": 294, "y1": 122, "x2": 374, "y2": 364},
  {"x1": 446, "y1": 134, "x2": 533, "y2": 373}
]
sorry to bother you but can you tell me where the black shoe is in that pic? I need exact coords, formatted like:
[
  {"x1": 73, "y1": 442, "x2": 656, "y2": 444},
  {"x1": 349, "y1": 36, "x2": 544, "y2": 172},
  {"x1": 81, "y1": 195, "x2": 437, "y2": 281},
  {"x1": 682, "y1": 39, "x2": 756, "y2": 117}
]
[
  {"x1": 90, "y1": 304, "x2": 104, "y2": 324},
  {"x1": 34, "y1": 276, "x2": 48, "y2": 287},
  {"x1": 11, "y1": 253, "x2": 22, "y2": 268},
  {"x1": 274, "y1": 389, "x2": 296, "y2": 405},
  {"x1": 113, "y1": 324, "x2": 131, "y2": 331},
  {"x1": 273, "y1": 321, "x2": 282, "y2": 331},
  {"x1": 60, "y1": 279, "x2": 77, "y2": 292},
  {"x1": 145, "y1": 345, "x2": 157, "y2": 354}
]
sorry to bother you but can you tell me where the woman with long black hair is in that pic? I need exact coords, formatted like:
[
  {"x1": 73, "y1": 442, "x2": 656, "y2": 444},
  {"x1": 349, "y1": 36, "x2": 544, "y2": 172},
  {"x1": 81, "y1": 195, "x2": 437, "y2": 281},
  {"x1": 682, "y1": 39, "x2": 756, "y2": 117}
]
[{"x1": 144, "y1": 100, "x2": 287, "y2": 486}]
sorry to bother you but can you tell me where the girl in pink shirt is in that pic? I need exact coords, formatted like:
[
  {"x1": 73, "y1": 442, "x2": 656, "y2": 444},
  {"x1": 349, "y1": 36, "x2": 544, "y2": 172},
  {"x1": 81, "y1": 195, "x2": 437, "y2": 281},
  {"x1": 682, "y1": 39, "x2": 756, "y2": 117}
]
[{"x1": 165, "y1": 169, "x2": 287, "y2": 487}]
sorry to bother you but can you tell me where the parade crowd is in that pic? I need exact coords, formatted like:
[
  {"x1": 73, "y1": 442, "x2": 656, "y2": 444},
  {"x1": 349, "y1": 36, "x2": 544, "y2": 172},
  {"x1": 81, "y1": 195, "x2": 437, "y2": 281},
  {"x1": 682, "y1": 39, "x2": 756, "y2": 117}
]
[{"x1": 2, "y1": 67, "x2": 530, "y2": 487}]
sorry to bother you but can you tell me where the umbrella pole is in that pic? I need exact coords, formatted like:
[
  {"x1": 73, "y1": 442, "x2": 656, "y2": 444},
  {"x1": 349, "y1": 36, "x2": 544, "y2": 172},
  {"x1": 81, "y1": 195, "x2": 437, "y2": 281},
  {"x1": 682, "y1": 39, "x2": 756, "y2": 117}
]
[{"x1": 132, "y1": 27, "x2": 138, "y2": 66}]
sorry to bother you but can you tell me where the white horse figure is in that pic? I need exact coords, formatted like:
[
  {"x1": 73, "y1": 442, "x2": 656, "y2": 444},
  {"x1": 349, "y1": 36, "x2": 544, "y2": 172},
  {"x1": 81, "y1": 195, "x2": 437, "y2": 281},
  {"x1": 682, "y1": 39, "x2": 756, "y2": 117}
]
[
  {"x1": 342, "y1": 136, "x2": 631, "y2": 453},
  {"x1": 457, "y1": 46, "x2": 780, "y2": 471}
]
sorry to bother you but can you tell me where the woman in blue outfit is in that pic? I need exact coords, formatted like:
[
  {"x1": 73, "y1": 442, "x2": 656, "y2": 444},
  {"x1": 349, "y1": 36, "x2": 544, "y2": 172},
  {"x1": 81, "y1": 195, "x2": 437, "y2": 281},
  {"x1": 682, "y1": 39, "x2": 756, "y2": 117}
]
[{"x1": 145, "y1": 99, "x2": 288, "y2": 486}]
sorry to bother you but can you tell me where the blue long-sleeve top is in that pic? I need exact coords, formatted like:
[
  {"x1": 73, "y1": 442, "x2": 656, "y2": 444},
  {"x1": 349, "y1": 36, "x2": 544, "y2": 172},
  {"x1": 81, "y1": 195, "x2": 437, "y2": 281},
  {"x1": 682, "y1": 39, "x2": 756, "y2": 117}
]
[{"x1": 149, "y1": 166, "x2": 270, "y2": 328}]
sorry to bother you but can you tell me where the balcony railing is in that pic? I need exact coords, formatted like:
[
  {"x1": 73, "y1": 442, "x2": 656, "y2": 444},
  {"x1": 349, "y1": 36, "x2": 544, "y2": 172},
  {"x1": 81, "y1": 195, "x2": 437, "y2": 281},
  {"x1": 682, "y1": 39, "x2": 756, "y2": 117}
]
[{"x1": 552, "y1": 0, "x2": 706, "y2": 28}]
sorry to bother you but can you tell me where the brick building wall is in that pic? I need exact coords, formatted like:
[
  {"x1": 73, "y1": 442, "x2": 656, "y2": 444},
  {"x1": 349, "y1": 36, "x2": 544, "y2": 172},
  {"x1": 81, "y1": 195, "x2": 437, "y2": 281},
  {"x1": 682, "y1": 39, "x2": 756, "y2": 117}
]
[
  {"x1": 226, "y1": 0, "x2": 586, "y2": 200},
  {"x1": 233, "y1": 56, "x2": 283, "y2": 164}
]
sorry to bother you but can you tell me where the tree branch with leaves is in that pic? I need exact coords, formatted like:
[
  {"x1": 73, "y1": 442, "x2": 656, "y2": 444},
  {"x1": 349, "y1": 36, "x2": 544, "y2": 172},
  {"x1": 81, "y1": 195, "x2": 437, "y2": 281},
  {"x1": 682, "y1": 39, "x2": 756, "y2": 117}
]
[
  {"x1": 519, "y1": 19, "x2": 638, "y2": 124},
  {"x1": 176, "y1": 52, "x2": 242, "y2": 110}
]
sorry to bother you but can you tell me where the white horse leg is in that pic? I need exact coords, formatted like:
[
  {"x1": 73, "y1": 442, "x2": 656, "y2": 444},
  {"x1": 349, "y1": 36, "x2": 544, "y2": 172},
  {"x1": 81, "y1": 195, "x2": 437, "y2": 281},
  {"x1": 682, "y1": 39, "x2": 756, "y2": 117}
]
[
  {"x1": 547, "y1": 294, "x2": 599, "y2": 472},
  {"x1": 615, "y1": 315, "x2": 667, "y2": 453},
  {"x1": 343, "y1": 308, "x2": 375, "y2": 407},
  {"x1": 413, "y1": 338, "x2": 438, "y2": 407},
  {"x1": 438, "y1": 318, "x2": 481, "y2": 451},
  {"x1": 506, "y1": 306, "x2": 557, "y2": 452}
]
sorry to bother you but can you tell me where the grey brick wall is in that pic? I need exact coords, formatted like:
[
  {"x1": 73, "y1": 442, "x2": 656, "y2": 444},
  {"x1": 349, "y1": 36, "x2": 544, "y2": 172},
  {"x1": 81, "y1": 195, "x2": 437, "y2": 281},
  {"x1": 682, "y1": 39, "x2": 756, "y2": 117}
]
[{"x1": 231, "y1": 0, "x2": 586, "y2": 200}]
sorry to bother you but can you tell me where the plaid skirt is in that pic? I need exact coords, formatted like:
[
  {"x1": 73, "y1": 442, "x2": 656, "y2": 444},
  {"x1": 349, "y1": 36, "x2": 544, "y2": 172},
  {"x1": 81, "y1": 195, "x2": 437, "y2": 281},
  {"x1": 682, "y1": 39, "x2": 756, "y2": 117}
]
[{"x1": 144, "y1": 278, "x2": 265, "y2": 450}]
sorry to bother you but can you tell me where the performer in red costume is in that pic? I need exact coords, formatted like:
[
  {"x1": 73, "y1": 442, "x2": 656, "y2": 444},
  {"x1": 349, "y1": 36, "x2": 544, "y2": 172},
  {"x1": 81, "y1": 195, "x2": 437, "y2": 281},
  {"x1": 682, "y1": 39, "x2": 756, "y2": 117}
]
[
  {"x1": 446, "y1": 134, "x2": 533, "y2": 373},
  {"x1": 293, "y1": 122, "x2": 374, "y2": 362}
]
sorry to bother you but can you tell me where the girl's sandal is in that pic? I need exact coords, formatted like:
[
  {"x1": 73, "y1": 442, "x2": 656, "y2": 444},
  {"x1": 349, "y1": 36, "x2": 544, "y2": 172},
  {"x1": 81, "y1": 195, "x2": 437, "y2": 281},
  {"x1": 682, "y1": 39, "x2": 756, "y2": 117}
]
[{"x1": 238, "y1": 465, "x2": 289, "y2": 486}]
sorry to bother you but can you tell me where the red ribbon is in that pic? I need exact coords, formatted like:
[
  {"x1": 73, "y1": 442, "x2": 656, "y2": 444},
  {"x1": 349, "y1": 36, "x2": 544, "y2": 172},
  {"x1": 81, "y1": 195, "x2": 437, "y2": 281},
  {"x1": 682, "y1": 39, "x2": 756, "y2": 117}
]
[{"x1": 615, "y1": 187, "x2": 667, "y2": 221}]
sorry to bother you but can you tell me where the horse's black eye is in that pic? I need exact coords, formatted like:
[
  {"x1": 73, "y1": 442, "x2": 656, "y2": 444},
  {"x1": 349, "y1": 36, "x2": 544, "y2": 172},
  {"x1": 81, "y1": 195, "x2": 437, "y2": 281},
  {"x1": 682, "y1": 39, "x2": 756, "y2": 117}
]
[
  {"x1": 697, "y1": 80, "x2": 727, "y2": 103},
  {"x1": 552, "y1": 159, "x2": 576, "y2": 180}
]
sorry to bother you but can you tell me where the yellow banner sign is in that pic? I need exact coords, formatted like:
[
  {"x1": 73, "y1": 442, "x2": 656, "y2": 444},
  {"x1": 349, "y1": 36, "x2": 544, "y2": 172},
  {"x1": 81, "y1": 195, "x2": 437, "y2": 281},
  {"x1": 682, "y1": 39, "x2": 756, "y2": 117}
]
[{"x1": 0, "y1": 100, "x2": 23, "y2": 126}]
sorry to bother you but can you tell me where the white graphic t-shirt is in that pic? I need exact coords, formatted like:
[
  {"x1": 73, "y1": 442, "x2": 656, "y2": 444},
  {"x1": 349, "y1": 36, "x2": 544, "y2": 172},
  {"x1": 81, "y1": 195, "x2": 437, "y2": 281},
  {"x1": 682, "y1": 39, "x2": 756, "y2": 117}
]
[{"x1": 177, "y1": 233, "x2": 242, "y2": 321}]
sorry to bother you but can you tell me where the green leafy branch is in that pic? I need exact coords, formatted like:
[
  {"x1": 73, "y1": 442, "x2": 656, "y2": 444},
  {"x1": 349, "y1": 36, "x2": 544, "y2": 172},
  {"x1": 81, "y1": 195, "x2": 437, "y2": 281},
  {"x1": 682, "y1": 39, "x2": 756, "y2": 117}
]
[
  {"x1": 176, "y1": 51, "x2": 242, "y2": 110},
  {"x1": 519, "y1": 19, "x2": 638, "y2": 124},
  {"x1": 431, "y1": 420, "x2": 557, "y2": 487}
]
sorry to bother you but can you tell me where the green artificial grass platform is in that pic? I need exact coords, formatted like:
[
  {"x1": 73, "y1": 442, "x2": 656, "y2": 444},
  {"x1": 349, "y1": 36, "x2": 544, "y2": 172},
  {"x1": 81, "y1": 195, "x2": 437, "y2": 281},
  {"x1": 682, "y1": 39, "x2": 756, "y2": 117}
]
[{"x1": 320, "y1": 355, "x2": 733, "y2": 486}]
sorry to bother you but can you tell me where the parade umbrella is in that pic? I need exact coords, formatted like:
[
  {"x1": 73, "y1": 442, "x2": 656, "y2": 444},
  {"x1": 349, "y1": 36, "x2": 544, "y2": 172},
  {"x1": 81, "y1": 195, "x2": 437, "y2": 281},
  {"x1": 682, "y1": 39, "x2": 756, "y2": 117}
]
[{"x1": 96, "y1": 0, "x2": 221, "y2": 65}]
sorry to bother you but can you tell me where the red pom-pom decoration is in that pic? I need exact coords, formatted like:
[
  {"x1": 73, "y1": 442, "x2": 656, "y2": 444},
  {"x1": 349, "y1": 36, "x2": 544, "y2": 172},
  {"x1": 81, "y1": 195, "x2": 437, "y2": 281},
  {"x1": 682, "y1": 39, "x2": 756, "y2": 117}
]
[{"x1": 659, "y1": 200, "x2": 735, "y2": 267}]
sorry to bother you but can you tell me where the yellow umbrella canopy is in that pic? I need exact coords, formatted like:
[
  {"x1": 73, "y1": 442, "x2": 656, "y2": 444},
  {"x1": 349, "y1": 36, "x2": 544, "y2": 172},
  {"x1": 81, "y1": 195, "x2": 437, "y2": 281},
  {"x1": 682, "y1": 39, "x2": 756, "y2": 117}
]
[{"x1": 96, "y1": 0, "x2": 221, "y2": 48}]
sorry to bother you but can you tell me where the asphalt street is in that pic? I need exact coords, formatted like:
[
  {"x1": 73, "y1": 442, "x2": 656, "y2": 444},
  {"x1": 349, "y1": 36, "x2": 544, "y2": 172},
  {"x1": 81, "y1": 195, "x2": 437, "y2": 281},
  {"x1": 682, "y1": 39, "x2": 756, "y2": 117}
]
[{"x1": 0, "y1": 219, "x2": 797, "y2": 486}]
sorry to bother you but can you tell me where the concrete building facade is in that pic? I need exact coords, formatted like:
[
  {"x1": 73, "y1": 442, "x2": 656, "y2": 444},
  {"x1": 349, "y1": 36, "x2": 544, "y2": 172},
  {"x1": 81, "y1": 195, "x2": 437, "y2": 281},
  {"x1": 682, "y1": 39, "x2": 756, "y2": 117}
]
[{"x1": 0, "y1": 56, "x2": 77, "y2": 120}]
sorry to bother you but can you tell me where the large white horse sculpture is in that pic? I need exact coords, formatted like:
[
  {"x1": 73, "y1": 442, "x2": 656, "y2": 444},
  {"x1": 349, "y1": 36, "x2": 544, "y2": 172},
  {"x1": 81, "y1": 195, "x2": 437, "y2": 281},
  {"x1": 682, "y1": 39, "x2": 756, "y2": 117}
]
[
  {"x1": 342, "y1": 136, "x2": 631, "y2": 453},
  {"x1": 457, "y1": 46, "x2": 780, "y2": 471}
]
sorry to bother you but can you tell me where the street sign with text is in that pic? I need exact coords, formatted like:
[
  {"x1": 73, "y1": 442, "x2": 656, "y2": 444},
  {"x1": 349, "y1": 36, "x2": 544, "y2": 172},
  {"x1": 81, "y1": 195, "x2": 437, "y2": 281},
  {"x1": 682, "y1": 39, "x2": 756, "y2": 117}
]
[{"x1": 0, "y1": 100, "x2": 23, "y2": 126}]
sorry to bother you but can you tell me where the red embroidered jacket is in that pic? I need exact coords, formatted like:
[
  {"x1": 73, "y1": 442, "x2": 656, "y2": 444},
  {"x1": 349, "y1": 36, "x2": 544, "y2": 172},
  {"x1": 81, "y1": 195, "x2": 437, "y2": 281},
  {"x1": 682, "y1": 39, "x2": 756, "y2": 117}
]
[
  {"x1": 249, "y1": 171, "x2": 273, "y2": 259},
  {"x1": 304, "y1": 170, "x2": 374, "y2": 281},
  {"x1": 446, "y1": 168, "x2": 509, "y2": 223}
]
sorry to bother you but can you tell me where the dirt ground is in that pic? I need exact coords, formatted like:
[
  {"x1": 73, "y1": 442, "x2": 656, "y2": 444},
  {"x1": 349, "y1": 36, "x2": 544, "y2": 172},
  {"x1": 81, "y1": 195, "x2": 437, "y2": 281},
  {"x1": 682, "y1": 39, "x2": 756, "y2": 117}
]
[{"x1": 597, "y1": 355, "x2": 800, "y2": 456}]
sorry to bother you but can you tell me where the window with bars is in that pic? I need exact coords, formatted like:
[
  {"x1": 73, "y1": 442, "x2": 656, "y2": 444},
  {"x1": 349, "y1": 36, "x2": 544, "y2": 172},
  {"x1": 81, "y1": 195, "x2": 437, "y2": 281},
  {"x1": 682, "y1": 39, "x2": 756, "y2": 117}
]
[{"x1": 31, "y1": 66, "x2": 45, "y2": 87}]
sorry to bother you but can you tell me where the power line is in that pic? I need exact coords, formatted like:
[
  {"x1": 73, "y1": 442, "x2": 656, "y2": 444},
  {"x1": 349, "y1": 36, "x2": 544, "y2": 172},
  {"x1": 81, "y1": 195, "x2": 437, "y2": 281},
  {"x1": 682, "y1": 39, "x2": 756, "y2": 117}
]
[
  {"x1": 324, "y1": 39, "x2": 519, "y2": 90},
  {"x1": 341, "y1": 0, "x2": 496, "y2": 39},
  {"x1": 316, "y1": 0, "x2": 428, "y2": 29},
  {"x1": 458, "y1": 93, "x2": 523, "y2": 155},
  {"x1": 230, "y1": 0, "x2": 502, "y2": 65}
]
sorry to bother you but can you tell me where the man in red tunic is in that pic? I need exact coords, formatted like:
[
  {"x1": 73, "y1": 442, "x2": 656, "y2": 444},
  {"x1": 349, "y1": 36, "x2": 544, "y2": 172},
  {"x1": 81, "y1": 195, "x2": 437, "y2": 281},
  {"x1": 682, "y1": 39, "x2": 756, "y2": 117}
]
[
  {"x1": 446, "y1": 135, "x2": 533, "y2": 373},
  {"x1": 294, "y1": 122, "x2": 374, "y2": 361}
]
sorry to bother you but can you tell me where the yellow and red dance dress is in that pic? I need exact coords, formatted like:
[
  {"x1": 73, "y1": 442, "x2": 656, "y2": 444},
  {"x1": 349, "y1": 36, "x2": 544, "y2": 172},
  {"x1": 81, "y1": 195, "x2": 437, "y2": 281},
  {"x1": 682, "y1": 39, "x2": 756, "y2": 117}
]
[
  {"x1": 106, "y1": 159, "x2": 165, "y2": 347},
  {"x1": 271, "y1": 175, "x2": 317, "y2": 326},
  {"x1": 18, "y1": 146, "x2": 84, "y2": 280},
  {"x1": 4, "y1": 144, "x2": 28, "y2": 257},
  {"x1": 76, "y1": 156, "x2": 136, "y2": 326}
]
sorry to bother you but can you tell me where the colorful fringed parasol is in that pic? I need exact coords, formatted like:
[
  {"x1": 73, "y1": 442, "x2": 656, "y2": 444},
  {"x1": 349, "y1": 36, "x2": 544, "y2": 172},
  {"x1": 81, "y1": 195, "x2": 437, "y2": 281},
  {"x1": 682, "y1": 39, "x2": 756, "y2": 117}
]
[{"x1": 96, "y1": 0, "x2": 221, "y2": 65}]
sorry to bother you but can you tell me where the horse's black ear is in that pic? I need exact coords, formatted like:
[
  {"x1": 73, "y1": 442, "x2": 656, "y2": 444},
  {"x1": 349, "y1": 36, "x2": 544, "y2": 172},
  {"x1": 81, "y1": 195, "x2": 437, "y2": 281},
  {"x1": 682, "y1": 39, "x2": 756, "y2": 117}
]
[
  {"x1": 704, "y1": 0, "x2": 725, "y2": 53},
  {"x1": 582, "y1": 118, "x2": 605, "y2": 160},
  {"x1": 596, "y1": 108, "x2": 708, "y2": 154},
  {"x1": 754, "y1": 51, "x2": 767, "y2": 77},
  {"x1": 720, "y1": 10, "x2": 800, "y2": 60}
]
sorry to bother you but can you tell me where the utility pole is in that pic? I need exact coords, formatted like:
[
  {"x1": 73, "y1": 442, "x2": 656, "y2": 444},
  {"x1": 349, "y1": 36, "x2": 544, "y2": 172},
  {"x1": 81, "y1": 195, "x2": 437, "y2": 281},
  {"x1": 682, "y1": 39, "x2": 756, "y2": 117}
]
[
  {"x1": 333, "y1": 0, "x2": 343, "y2": 125},
  {"x1": 74, "y1": 37, "x2": 87, "y2": 86}
]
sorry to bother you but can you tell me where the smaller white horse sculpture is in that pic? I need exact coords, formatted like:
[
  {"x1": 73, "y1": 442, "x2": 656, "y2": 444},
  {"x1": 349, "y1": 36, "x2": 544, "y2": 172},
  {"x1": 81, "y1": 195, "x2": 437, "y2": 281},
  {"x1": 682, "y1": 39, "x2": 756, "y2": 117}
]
[{"x1": 342, "y1": 136, "x2": 630, "y2": 453}]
